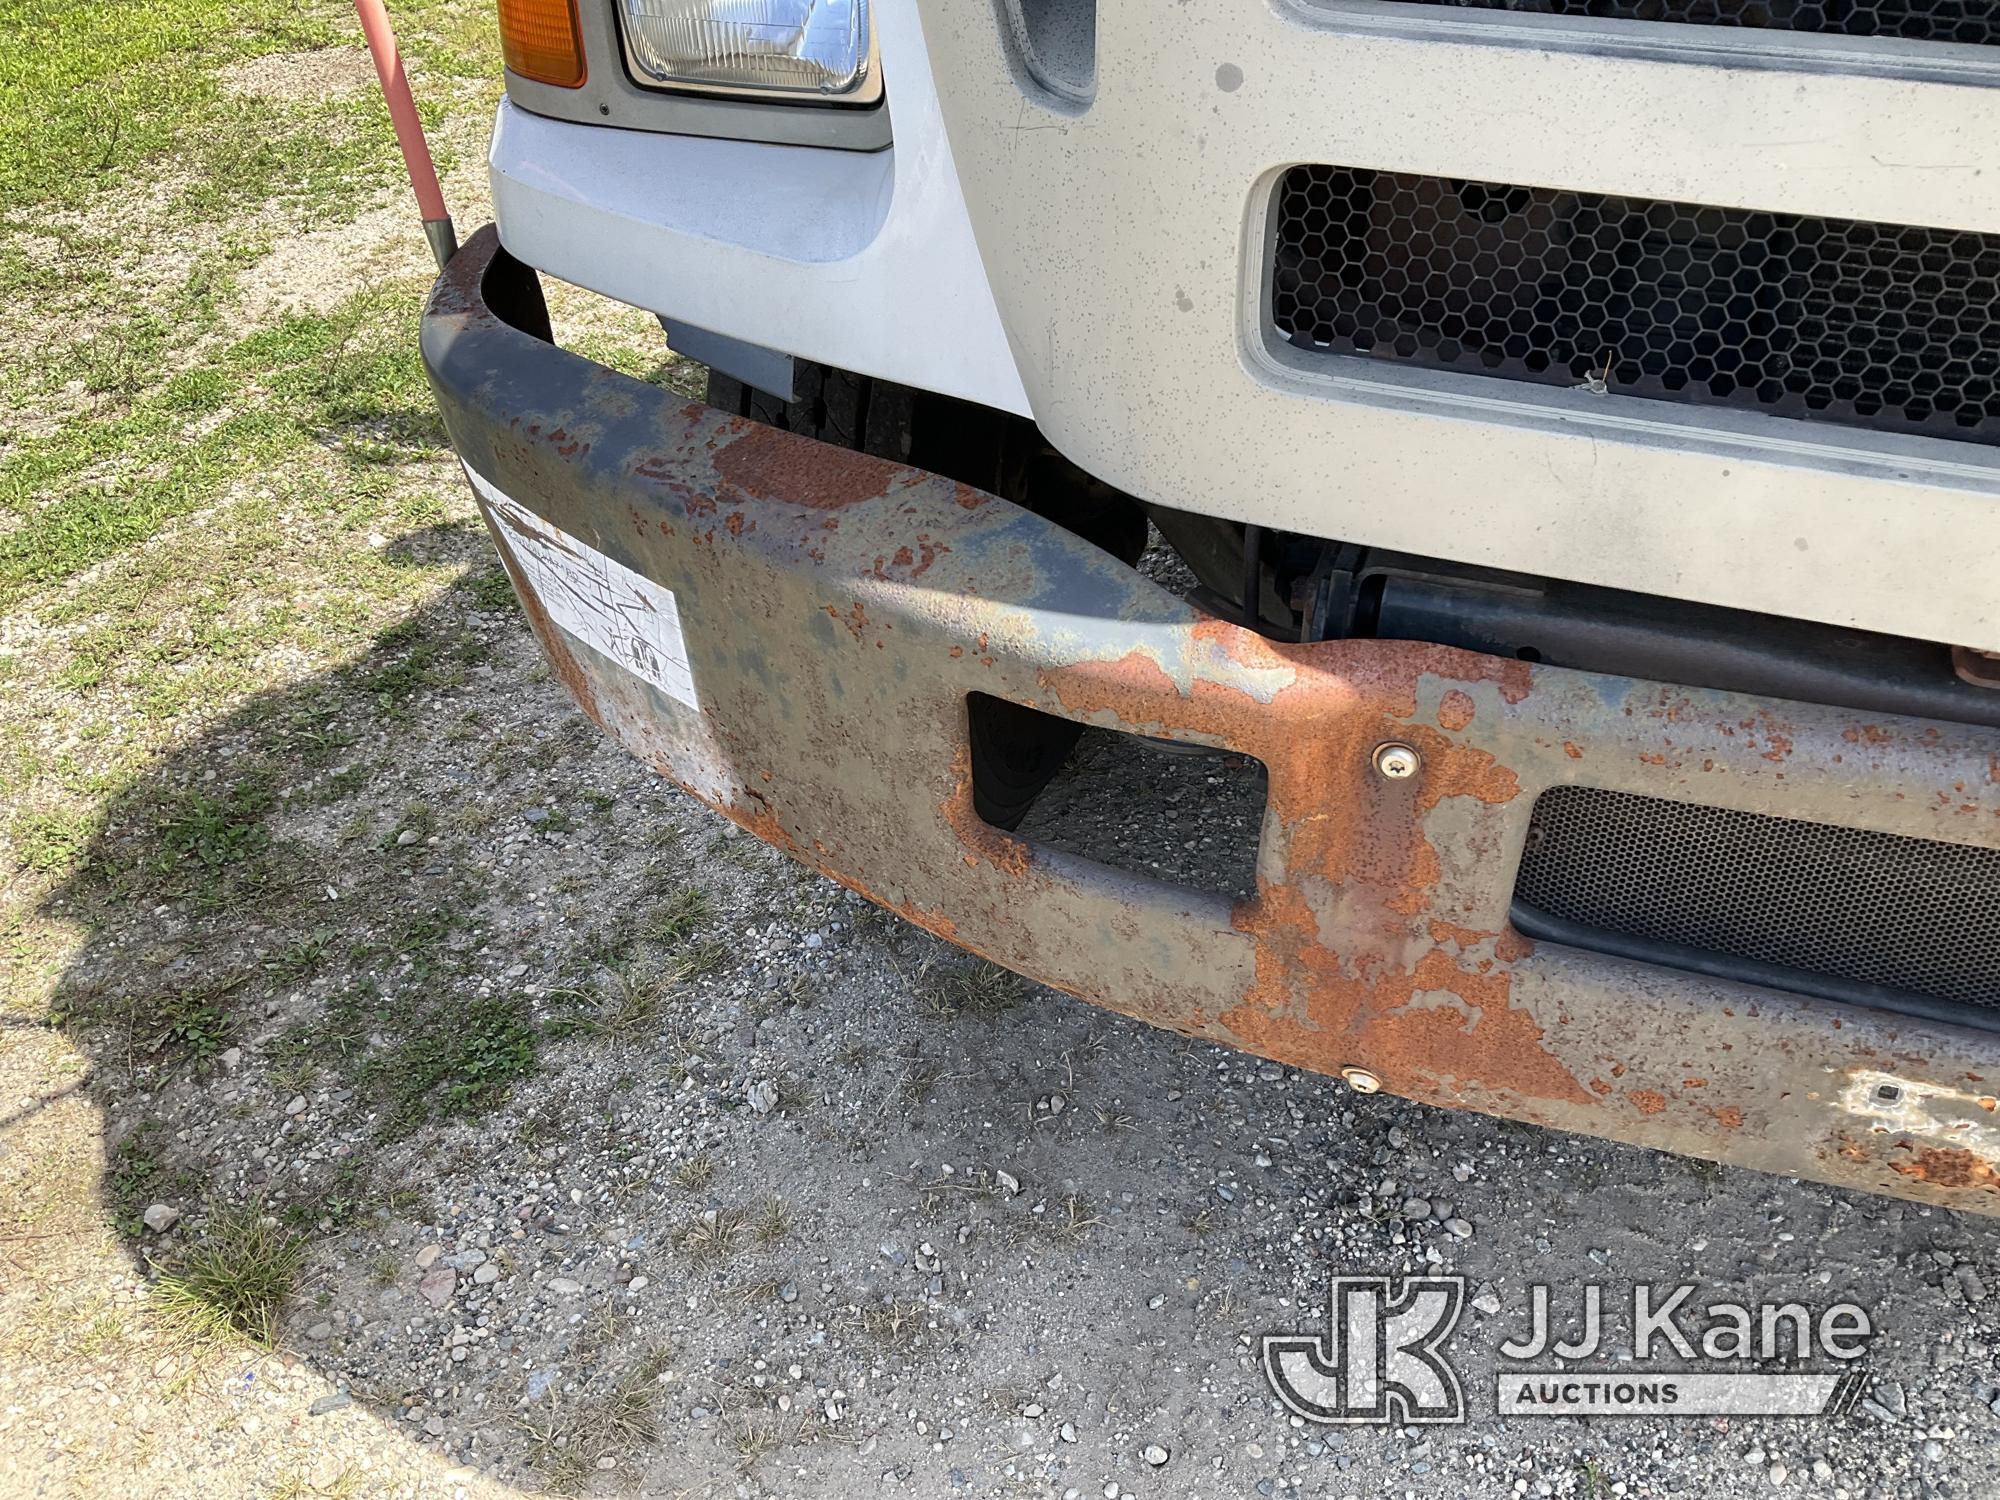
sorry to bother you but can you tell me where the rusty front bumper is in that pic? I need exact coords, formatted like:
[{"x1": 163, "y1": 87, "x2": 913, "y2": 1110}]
[{"x1": 424, "y1": 227, "x2": 2000, "y2": 1213}]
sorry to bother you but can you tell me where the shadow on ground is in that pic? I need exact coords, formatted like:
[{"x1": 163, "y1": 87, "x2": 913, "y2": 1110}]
[{"x1": 17, "y1": 562, "x2": 2000, "y2": 1498}]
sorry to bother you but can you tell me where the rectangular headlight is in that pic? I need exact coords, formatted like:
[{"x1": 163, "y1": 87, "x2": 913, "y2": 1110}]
[{"x1": 618, "y1": 0, "x2": 879, "y2": 103}]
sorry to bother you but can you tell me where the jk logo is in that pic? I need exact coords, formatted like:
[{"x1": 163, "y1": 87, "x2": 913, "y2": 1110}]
[{"x1": 1262, "y1": 1276, "x2": 1466, "y2": 1425}]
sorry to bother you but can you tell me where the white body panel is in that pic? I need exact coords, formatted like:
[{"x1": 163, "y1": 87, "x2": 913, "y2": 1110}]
[
  {"x1": 493, "y1": 0, "x2": 2000, "y2": 650},
  {"x1": 487, "y1": 0, "x2": 1030, "y2": 414}
]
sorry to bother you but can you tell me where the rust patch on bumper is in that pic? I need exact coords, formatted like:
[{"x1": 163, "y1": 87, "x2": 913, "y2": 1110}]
[
  {"x1": 710, "y1": 420, "x2": 917, "y2": 512},
  {"x1": 1891, "y1": 1147, "x2": 2000, "y2": 1191},
  {"x1": 424, "y1": 226, "x2": 2000, "y2": 1215}
]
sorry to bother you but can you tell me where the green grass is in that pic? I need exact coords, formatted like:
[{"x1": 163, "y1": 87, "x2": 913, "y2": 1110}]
[
  {"x1": 369, "y1": 994, "x2": 539, "y2": 1135},
  {"x1": 0, "y1": 0, "x2": 390, "y2": 213},
  {"x1": 646, "y1": 887, "x2": 711, "y2": 949},
  {"x1": 152, "y1": 1210, "x2": 308, "y2": 1348},
  {"x1": 158, "y1": 784, "x2": 273, "y2": 870},
  {"x1": 109, "y1": 1120, "x2": 170, "y2": 1237},
  {"x1": 142, "y1": 987, "x2": 235, "y2": 1062},
  {"x1": 0, "y1": 282, "x2": 445, "y2": 609},
  {"x1": 0, "y1": 0, "x2": 688, "y2": 1299},
  {"x1": 927, "y1": 958, "x2": 1026, "y2": 1018},
  {"x1": 7, "y1": 802, "x2": 98, "y2": 874},
  {"x1": 271, "y1": 927, "x2": 334, "y2": 980}
]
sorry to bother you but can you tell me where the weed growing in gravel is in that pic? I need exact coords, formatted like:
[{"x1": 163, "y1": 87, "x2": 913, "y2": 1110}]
[
  {"x1": 310, "y1": 765, "x2": 372, "y2": 805},
  {"x1": 519, "y1": 1373, "x2": 663, "y2": 1495},
  {"x1": 152, "y1": 1211, "x2": 307, "y2": 1348},
  {"x1": 669, "y1": 1153, "x2": 717, "y2": 1191},
  {"x1": 278, "y1": 1157, "x2": 373, "y2": 1233},
  {"x1": 142, "y1": 986, "x2": 235, "y2": 1063},
  {"x1": 108, "y1": 1120, "x2": 170, "y2": 1235},
  {"x1": 270, "y1": 927, "x2": 333, "y2": 981},
  {"x1": 464, "y1": 564, "x2": 517, "y2": 610},
  {"x1": 914, "y1": 1166, "x2": 1002, "y2": 1215},
  {"x1": 373, "y1": 995, "x2": 538, "y2": 1133},
  {"x1": 514, "y1": 1102, "x2": 569, "y2": 1149},
  {"x1": 676, "y1": 1205, "x2": 748, "y2": 1265},
  {"x1": 0, "y1": 1287, "x2": 131, "y2": 1368},
  {"x1": 269, "y1": 1465, "x2": 363, "y2": 1500},
  {"x1": 670, "y1": 939, "x2": 729, "y2": 983},
  {"x1": 556, "y1": 965, "x2": 670, "y2": 1043},
  {"x1": 7, "y1": 802, "x2": 98, "y2": 874},
  {"x1": 725, "y1": 1273, "x2": 786, "y2": 1308},
  {"x1": 597, "y1": 1376, "x2": 662, "y2": 1447},
  {"x1": 896, "y1": 1055, "x2": 969, "y2": 1110},
  {"x1": 517, "y1": 1399, "x2": 595, "y2": 1495},
  {"x1": 285, "y1": 708, "x2": 359, "y2": 769},
  {"x1": 726, "y1": 1410, "x2": 789, "y2": 1471},
  {"x1": 54, "y1": 974, "x2": 242, "y2": 1071},
  {"x1": 157, "y1": 786, "x2": 272, "y2": 870},
  {"x1": 381, "y1": 803, "x2": 433, "y2": 849},
  {"x1": 388, "y1": 904, "x2": 460, "y2": 959},
  {"x1": 923, "y1": 956, "x2": 1026, "y2": 1018},
  {"x1": 1031, "y1": 1193, "x2": 1103, "y2": 1247},
  {"x1": 857, "y1": 1297, "x2": 929, "y2": 1351},
  {"x1": 1093, "y1": 1102, "x2": 1137, "y2": 1132},
  {"x1": 646, "y1": 886, "x2": 709, "y2": 948},
  {"x1": 753, "y1": 1197, "x2": 794, "y2": 1246}
]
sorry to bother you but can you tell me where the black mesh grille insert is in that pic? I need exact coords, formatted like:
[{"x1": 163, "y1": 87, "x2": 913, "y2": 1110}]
[
  {"x1": 1269, "y1": 165, "x2": 2000, "y2": 444},
  {"x1": 1395, "y1": 0, "x2": 2000, "y2": 47},
  {"x1": 1511, "y1": 785, "x2": 2000, "y2": 1021}
]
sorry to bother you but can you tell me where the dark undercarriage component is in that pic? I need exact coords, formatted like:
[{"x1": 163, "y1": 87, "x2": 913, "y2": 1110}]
[
  {"x1": 1151, "y1": 506, "x2": 2000, "y2": 732},
  {"x1": 1298, "y1": 544, "x2": 2000, "y2": 730}
]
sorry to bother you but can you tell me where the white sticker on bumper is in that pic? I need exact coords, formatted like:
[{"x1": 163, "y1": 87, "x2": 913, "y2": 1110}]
[{"x1": 466, "y1": 466, "x2": 699, "y2": 712}]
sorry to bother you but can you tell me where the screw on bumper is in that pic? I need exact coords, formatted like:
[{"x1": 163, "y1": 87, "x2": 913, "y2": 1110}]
[{"x1": 423, "y1": 225, "x2": 2000, "y2": 1213}]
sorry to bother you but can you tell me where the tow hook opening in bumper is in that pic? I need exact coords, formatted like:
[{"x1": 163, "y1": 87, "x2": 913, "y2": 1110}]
[
  {"x1": 422, "y1": 225, "x2": 2000, "y2": 1214},
  {"x1": 970, "y1": 691, "x2": 1270, "y2": 902}
]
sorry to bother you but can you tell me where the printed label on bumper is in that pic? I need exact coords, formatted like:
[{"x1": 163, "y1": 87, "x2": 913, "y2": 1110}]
[{"x1": 466, "y1": 466, "x2": 699, "y2": 711}]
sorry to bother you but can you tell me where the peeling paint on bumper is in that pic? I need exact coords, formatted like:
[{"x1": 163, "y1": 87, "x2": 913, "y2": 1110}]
[{"x1": 424, "y1": 226, "x2": 2000, "y2": 1214}]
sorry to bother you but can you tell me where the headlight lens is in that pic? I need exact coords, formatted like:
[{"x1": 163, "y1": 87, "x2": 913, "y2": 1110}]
[{"x1": 619, "y1": 0, "x2": 876, "y2": 101}]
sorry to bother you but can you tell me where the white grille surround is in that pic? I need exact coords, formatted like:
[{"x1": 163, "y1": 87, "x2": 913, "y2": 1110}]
[{"x1": 914, "y1": 0, "x2": 2000, "y2": 651}]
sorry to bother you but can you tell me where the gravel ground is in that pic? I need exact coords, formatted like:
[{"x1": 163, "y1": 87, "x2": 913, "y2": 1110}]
[{"x1": 8, "y1": 525, "x2": 2000, "y2": 1498}]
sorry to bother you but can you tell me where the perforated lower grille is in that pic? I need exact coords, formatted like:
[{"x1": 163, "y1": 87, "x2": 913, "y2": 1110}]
[
  {"x1": 1269, "y1": 165, "x2": 2000, "y2": 444},
  {"x1": 1511, "y1": 786, "x2": 2000, "y2": 1019},
  {"x1": 1396, "y1": 0, "x2": 2000, "y2": 46}
]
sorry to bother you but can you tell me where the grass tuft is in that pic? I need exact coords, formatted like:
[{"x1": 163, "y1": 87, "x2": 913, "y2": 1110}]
[
  {"x1": 152, "y1": 1211, "x2": 307, "y2": 1349},
  {"x1": 675, "y1": 1206, "x2": 747, "y2": 1265},
  {"x1": 645, "y1": 886, "x2": 709, "y2": 949},
  {"x1": 922, "y1": 956, "x2": 1026, "y2": 1019}
]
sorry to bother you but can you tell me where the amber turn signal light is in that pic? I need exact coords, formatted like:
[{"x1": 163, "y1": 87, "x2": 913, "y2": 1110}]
[{"x1": 497, "y1": 0, "x2": 586, "y2": 88}]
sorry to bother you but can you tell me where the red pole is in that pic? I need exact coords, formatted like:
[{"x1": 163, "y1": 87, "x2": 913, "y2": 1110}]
[{"x1": 355, "y1": 0, "x2": 457, "y2": 268}]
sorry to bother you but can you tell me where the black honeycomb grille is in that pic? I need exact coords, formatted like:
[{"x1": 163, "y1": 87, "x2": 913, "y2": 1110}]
[
  {"x1": 1270, "y1": 165, "x2": 2000, "y2": 444},
  {"x1": 1397, "y1": 0, "x2": 2000, "y2": 47},
  {"x1": 1511, "y1": 785, "x2": 2000, "y2": 1023}
]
